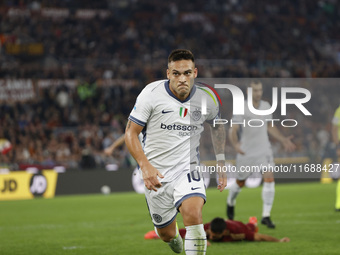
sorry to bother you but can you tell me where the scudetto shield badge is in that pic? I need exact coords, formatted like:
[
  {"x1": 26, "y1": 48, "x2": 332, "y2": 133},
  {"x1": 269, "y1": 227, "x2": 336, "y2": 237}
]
[{"x1": 192, "y1": 108, "x2": 201, "y2": 121}]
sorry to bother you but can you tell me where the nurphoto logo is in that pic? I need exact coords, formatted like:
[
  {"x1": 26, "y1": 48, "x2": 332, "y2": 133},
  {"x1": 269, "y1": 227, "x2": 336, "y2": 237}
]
[{"x1": 201, "y1": 84, "x2": 312, "y2": 128}]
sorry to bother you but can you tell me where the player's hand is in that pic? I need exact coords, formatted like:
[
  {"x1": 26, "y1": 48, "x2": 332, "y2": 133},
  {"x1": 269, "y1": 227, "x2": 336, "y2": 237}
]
[
  {"x1": 216, "y1": 161, "x2": 227, "y2": 192},
  {"x1": 235, "y1": 143, "x2": 245, "y2": 155},
  {"x1": 279, "y1": 237, "x2": 290, "y2": 242},
  {"x1": 142, "y1": 164, "x2": 164, "y2": 192},
  {"x1": 104, "y1": 146, "x2": 114, "y2": 156},
  {"x1": 207, "y1": 240, "x2": 211, "y2": 246},
  {"x1": 282, "y1": 135, "x2": 296, "y2": 153}
]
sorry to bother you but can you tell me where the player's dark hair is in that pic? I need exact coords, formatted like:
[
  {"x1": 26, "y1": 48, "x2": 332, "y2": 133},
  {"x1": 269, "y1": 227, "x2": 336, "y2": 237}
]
[
  {"x1": 249, "y1": 80, "x2": 262, "y2": 87},
  {"x1": 210, "y1": 217, "x2": 226, "y2": 234},
  {"x1": 168, "y1": 49, "x2": 195, "y2": 63}
]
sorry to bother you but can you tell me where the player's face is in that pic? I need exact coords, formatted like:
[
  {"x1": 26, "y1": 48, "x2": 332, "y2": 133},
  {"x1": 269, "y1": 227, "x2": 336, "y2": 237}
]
[
  {"x1": 209, "y1": 230, "x2": 223, "y2": 241},
  {"x1": 167, "y1": 60, "x2": 197, "y2": 100},
  {"x1": 251, "y1": 83, "x2": 263, "y2": 103}
]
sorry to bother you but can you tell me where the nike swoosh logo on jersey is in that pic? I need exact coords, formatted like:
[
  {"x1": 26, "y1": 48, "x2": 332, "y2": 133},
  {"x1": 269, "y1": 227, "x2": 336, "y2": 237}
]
[
  {"x1": 162, "y1": 110, "x2": 174, "y2": 114},
  {"x1": 191, "y1": 187, "x2": 200, "y2": 190}
]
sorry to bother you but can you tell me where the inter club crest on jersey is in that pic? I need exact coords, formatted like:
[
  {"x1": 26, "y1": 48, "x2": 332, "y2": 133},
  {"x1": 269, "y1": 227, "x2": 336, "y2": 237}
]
[
  {"x1": 179, "y1": 107, "x2": 188, "y2": 118},
  {"x1": 191, "y1": 108, "x2": 202, "y2": 121}
]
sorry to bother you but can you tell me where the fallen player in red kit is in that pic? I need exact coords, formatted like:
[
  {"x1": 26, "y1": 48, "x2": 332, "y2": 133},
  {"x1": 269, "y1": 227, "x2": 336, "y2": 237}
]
[{"x1": 144, "y1": 217, "x2": 290, "y2": 244}]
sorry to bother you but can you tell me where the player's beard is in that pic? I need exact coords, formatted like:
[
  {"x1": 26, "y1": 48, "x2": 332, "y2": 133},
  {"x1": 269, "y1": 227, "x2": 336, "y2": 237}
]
[
  {"x1": 178, "y1": 85, "x2": 189, "y2": 97},
  {"x1": 253, "y1": 96, "x2": 261, "y2": 105},
  {"x1": 177, "y1": 82, "x2": 193, "y2": 98}
]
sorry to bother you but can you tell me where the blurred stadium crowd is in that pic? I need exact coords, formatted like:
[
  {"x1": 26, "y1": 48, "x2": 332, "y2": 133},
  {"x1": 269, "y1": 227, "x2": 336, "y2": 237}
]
[{"x1": 0, "y1": 0, "x2": 339, "y2": 170}]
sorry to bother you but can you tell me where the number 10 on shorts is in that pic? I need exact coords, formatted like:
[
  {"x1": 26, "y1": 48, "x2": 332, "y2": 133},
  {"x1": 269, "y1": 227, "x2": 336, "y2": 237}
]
[{"x1": 187, "y1": 170, "x2": 201, "y2": 183}]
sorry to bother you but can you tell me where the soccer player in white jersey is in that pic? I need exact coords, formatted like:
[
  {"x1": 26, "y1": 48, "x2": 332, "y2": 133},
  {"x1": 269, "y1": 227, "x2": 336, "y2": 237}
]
[
  {"x1": 227, "y1": 81, "x2": 296, "y2": 228},
  {"x1": 125, "y1": 49, "x2": 227, "y2": 254}
]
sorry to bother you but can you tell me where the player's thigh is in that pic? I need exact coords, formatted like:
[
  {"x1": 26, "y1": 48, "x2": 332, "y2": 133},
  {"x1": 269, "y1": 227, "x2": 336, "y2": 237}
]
[
  {"x1": 145, "y1": 183, "x2": 177, "y2": 229},
  {"x1": 235, "y1": 162, "x2": 253, "y2": 181},
  {"x1": 173, "y1": 169, "x2": 206, "y2": 224},
  {"x1": 236, "y1": 156, "x2": 274, "y2": 181},
  {"x1": 179, "y1": 196, "x2": 205, "y2": 226},
  {"x1": 262, "y1": 169, "x2": 274, "y2": 180}
]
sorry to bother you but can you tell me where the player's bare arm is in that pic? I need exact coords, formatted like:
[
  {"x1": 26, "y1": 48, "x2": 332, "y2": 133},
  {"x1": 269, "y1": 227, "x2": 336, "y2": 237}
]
[
  {"x1": 210, "y1": 123, "x2": 227, "y2": 191},
  {"x1": 228, "y1": 124, "x2": 245, "y2": 155},
  {"x1": 230, "y1": 233, "x2": 246, "y2": 241},
  {"x1": 104, "y1": 134, "x2": 125, "y2": 156},
  {"x1": 254, "y1": 233, "x2": 290, "y2": 242},
  {"x1": 125, "y1": 120, "x2": 164, "y2": 191},
  {"x1": 267, "y1": 125, "x2": 296, "y2": 152}
]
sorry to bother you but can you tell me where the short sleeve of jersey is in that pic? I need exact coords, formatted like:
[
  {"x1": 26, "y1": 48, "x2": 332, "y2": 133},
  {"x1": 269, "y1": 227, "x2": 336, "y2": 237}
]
[
  {"x1": 203, "y1": 87, "x2": 220, "y2": 124},
  {"x1": 203, "y1": 223, "x2": 210, "y2": 231},
  {"x1": 128, "y1": 87, "x2": 153, "y2": 127},
  {"x1": 262, "y1": 101, "x2": 273, "y2": 119},
  {"x1": 332, "y1": 106, "x2": 340, "y2": 126}
]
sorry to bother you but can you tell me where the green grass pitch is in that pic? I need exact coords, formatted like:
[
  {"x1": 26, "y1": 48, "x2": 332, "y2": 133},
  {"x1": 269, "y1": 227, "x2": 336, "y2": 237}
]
[{"x1": 1, "y1": 181, "x2": 339, "y2": 255}]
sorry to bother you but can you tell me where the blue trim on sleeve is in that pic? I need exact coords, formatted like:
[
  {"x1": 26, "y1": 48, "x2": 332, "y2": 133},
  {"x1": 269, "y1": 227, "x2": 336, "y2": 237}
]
[
  {"x1": 141, "y1": 125, "x2": 147, "y2": 148},
  {"x1": 175, "y1": 193, "x2": 206, "y2": 210},
  {"x1": 206, "y1": 115, "x2": 218, "y2": 125},
  {"x1": 128, "y1": 115, "x2": 146, "y2": 127},
  {"x1": 206, "y1": 118, "x2": 215, "y2": 125}
]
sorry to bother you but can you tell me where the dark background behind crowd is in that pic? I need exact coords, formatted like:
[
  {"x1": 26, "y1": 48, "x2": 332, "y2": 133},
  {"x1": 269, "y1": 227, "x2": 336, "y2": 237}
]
[{"x1": 0, "y1": 0, "x2": 339, "y2": 171}]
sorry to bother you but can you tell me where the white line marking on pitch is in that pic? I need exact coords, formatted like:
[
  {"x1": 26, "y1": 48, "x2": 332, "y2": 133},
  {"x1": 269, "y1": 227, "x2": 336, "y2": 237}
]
[{"x1": 63, "y1": 246, "x2": 83, "y2": 250}]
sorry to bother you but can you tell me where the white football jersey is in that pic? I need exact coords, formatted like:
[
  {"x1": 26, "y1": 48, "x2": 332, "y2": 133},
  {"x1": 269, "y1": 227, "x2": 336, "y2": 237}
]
[
  {"x1": 129, "y1": 79, "x2": 220, "y2": 182},
  {"x1": 232, "y1": 100, "x2": 273, "y2": 162}
]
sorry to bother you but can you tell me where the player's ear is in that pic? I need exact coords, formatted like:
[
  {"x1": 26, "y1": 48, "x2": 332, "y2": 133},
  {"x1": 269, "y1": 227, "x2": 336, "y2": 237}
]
[
  {"x1": 194, "y1": 67, "x2": 198, "y2": 78},
  {"x1": 167, "y1": 69, "x2": 170, "y2": 79}
]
